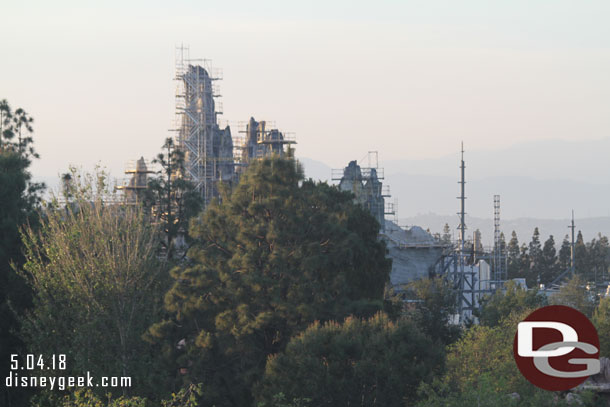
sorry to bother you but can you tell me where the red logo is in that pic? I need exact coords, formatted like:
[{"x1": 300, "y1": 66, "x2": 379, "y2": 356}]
[{"x1": 513, "y1": 305, "x2": 600, "y2": 391}]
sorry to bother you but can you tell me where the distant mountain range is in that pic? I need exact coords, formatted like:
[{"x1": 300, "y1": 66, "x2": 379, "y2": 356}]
[
  {"x1": 299, "y1": 137, "x2": 610, "y2": 218},
  {"x1": 35, "y1": 137, "x2": 610, "y2": 244},
  {"x1": 298, "y1": 137, "x2": 610, "y2": 244}
]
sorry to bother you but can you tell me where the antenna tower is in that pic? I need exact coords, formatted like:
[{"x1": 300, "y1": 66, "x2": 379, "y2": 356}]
[{"x1": 493, "y1": 195, "x2": 506, "y2": 283}]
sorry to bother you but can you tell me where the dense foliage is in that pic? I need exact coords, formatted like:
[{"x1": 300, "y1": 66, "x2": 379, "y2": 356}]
[
  {"x1": 477, "y1": 280, "x2": 547, "y2": 327},
  {"x1": 593, "y1": 296, "x2": 610, "y2": 357},
  {"x1": 145, "y1": 137, "x2": 203, "y2": 261},
  {"x1": 0, "y1": 100, "x2": 44, "y2": 407},
  {"x1": 549, "y1": 274, "x2": 598, "y2": 317},
  {"x1": 399, "y1": 276, "x2": 461, "y2": 345},
  {"x1": 148, "y1": 157, "x2": 392, "y2": 407},
  {"x1": 5, "y1": 98, "x2": 610, "y2": 407},
  {"x1": 418, "y1": 309, "x2": 602, "y2": 407},
  {"x1": 20, "y1": 169, "x2": 171, "y2": 400},
  {"x1": 505, "y1": 228, "x2": 610, "y2": 288},
  {"x1": 257, "y1": 313, "x2": 444, "y2": 407}
]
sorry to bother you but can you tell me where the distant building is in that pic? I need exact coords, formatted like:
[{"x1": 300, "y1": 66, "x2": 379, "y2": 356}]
[
  {"x1": 336, "y1": 160, "x2": 387, "y2": 231},
  {"x1": 117, "y1": 157, "x2": 153, "y2": 204},
  {"x1": 176, "y1": 63, "x2": 234, "y2": 205},
  {"x1": 382, "y1": 220, "x2": 448, "y2": 286},
  {"x1": 241, "y1": 117, "x2": 295, "y2": 163},
  {"x1": 334, "y1": 158, "x2": 448, "y2": 286}
]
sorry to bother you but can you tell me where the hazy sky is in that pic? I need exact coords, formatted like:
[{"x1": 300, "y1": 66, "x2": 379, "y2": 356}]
[{"x1": 2, "y1": 0, "x2": 610, "y2": 184}]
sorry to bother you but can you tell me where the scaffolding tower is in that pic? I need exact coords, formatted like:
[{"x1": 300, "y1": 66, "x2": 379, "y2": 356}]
[
  {"x1": 492, "y1": 195, "x2": 507, "y2": 283},
  {"x1": 117, "y1": 157, "x2": 155, "y2": 204},
  {"x1": 174, "y1": 46, "x2": 233, "y2": 207}
]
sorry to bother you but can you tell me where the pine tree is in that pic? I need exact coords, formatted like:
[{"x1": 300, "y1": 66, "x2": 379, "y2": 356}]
[
  {"x1": 590, "y1": 234, "x2": 610, "y2": 283},
  {"x1": 0, "y1": 100, "x2": 44, "y2": 406},
  {"x1": 519, "y1": 243, "x2": 530, "y2": 286},
  {"x1": 507, "y1": 231, "x2": 520, "y2": 279},
  {"x1": 575, "y1": 230, "x2": 588, "y2": 276},
  {"x1": 527, "y1": 228, "x2": 543, "y2": 287},
  {"x1": 558, "y1": 234, "x2": 572, "y2": 273},
  {"x1": 148, "y1": 157, "x2": 392, "y2": 407},
  {"x1": 145, "y1": 137, "x2": 203, "y2": 260},
  {"x1": 540, "y1": 235, "x2": 558, "y2": 285},
  {"x1": 257, "y1": 313, "x2": 443, "y2": 407}
]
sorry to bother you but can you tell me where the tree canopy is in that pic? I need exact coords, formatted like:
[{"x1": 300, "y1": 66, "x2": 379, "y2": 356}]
[
  {"x1": 401, "y1": 276, "x2": 461, "y2": 346},
  {"x1": 477, "y1": 280, "x2": 547, "y2": 327},
  {"x1": 0, "y1": 99, "x2": 44, "y2": 406},
  {"x1": 149, "y1": 157, "x2": 392, "y2": 407},
  {"x1": 145, "y1": 137, "x2": 203, "y2": 260},
  {"x1": 19, "y1": 168, "x2": 170, "y2": 400},
  {"x1": 257, "y1": 313, "x2": 443, "y2": 407}
]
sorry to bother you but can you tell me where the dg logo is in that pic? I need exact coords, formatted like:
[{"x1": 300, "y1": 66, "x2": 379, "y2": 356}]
[{"x1": 513, "y1": 305, "x2": 600, "y2": 391}]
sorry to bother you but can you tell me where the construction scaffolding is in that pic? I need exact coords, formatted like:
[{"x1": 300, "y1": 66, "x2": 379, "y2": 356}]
[
  {"x1": 236, "y1": 117, "x2": 296, "y2": 171},
  {"x1": 117, "y1": 157, "x2": 155, "y2": 204},
  {"x1": 492, "y1": 195, "x2": 507, "y2": 283},
  {"x1": 174, "y1": 46, "x2": 234, "y2": 207},
  {"x1": 332, "y1": 152, "x2": 394, "y2": 232}
]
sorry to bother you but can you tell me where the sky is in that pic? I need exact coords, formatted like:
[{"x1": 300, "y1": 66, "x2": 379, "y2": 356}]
[{"x1": 2, "y1": 0, "x2": 610, "y2": 196}]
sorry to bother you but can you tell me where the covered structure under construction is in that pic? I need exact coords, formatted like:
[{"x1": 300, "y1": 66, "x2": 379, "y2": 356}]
[
  {"x1": 117, "y1": 157, "x2": 154, "y2": 204},
  {"x1": 236, "y1": 117, "x2": 296, "y2": 172},
  {"x1": 174, "y1": 50, "x2": 234, "y2": 206},
  {"x1": 333, "y1": 154, "x2": 448, "y2": 287},
  {"x1": 332, "y1": 157, "x2": 393, "y2": 231}
]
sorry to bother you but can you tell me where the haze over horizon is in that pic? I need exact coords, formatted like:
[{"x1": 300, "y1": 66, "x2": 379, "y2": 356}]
[
  {"x1": 299, "y1": 135, "x2": 610, "y2": 222},
  {"x1": 3, "y1": 0, "x2": 610, "y2": 223}
]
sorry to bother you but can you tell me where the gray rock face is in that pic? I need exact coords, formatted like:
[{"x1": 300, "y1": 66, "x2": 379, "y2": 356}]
[{"x1": 382, "y1": 220, "x2": 446, "y2": 286}]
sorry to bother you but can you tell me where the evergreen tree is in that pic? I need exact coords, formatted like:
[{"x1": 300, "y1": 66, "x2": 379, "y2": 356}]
[
  {"x1": 575, "y1": 230, "x2": 588, "y2": 276},
  {"x1": 0, "y1": 100, "x2": 44, "y2": 407},
  {"x1": 145, "y1": 137, "x2": 203, "y2": 260},
  {"x1": 404, "y1": 276, "x2": 461, "y2": 346},
  {"x1": 588, "y1": 234, "x2": 610, "y2": 284},
  {"x1": 148, "y1": 157, "x2": 392, "y2": 407},
  {"x1": 506, "y1": 231, "x2": 520, "y2": 279},
  {"x1": 558, "y1": 234, "x2": 572, "y2": 273},
  {"x1": 528, "y1": 228, "x2": 543, "y2": 287},
  {"x1": 256, "y1": 313, "x2": 443, "y2": 407},
  {"x1": 540, "y1": 235, "x2": 558, "y2": 285},
  {"x1": 518, "y1": 243, "x2": 530, "y2": 285}
]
